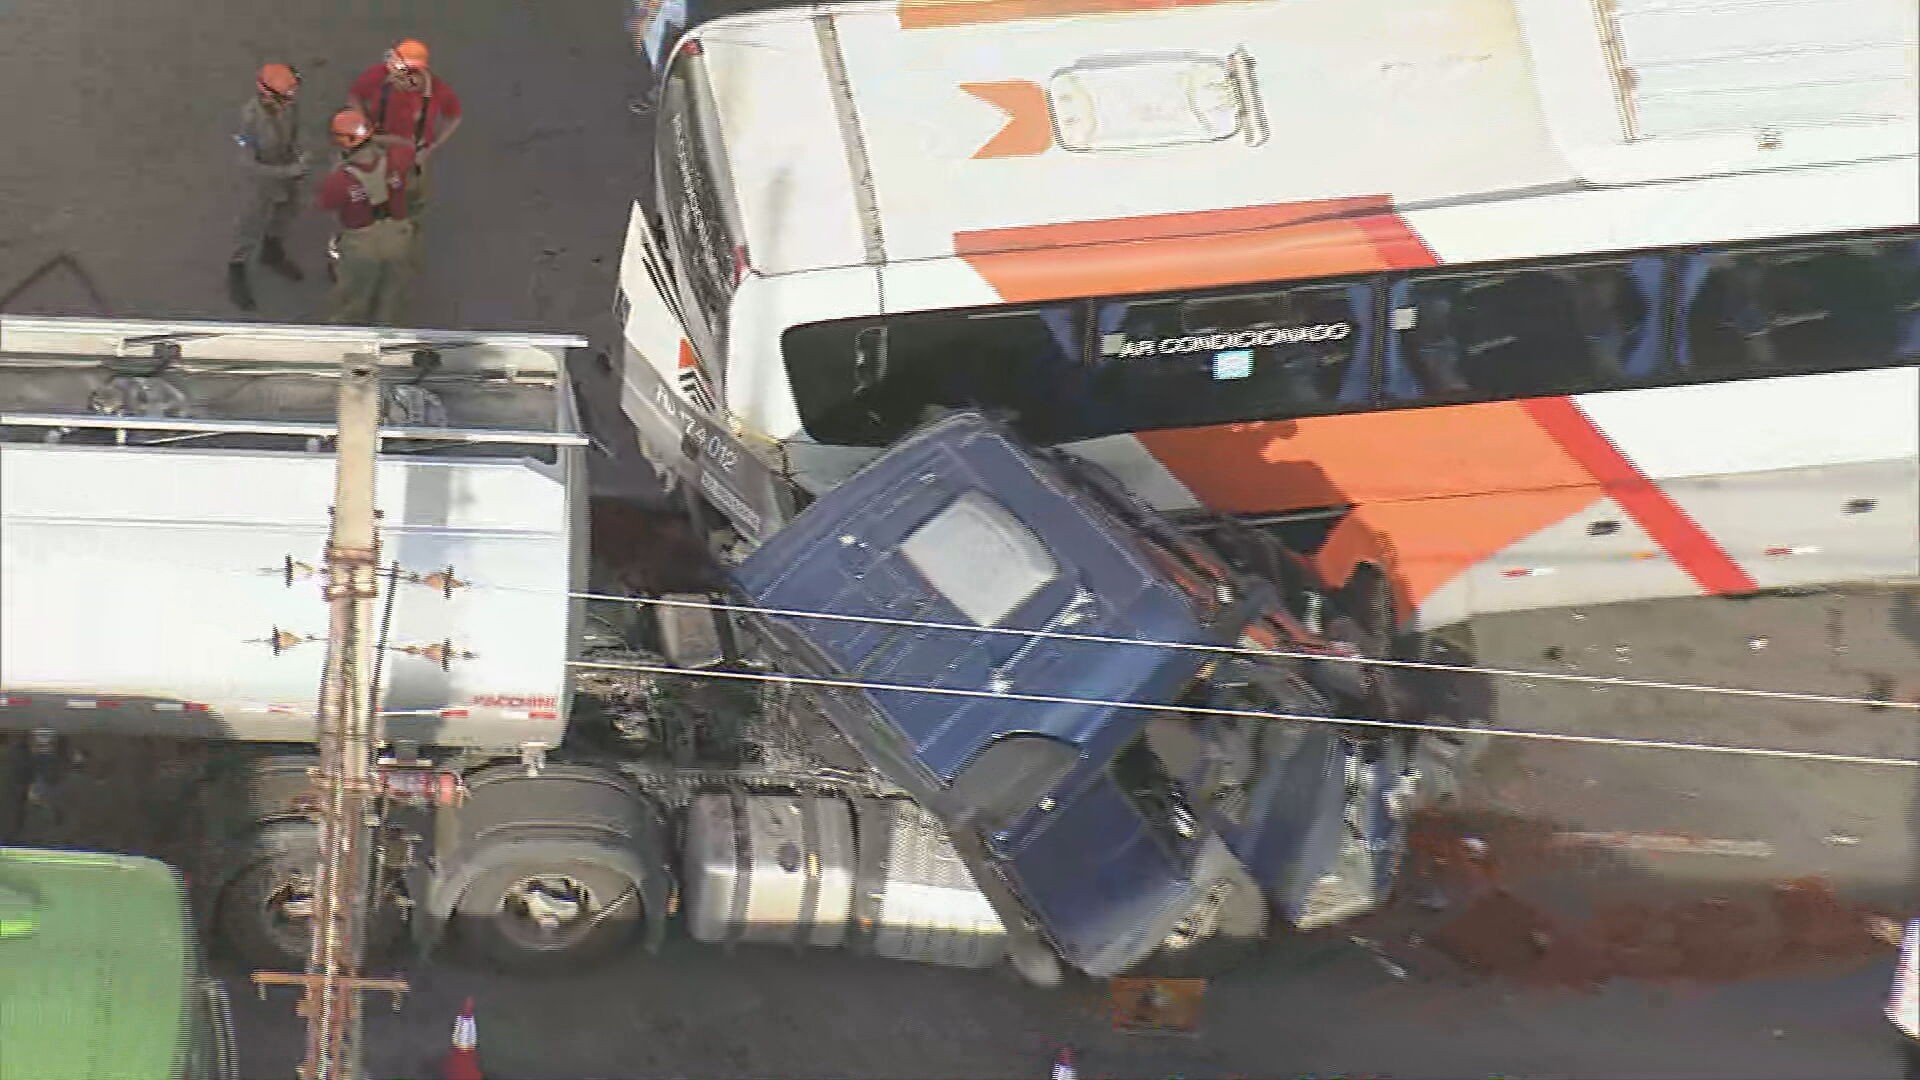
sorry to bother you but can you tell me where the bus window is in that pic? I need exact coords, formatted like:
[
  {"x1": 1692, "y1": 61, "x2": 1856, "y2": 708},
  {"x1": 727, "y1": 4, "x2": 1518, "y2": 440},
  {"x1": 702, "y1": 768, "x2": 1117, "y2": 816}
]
[
  {"x1": 783, "y1": 305, "x2": 1081, "y2": 447},
  {"x1": 1892, "y1": 239, "x2": 1920, "y2": 358},
  {"x1": 657, "y1": 57, "x2": 740, "y2": 374},
  {"x1": 1679, "y1": 237, "x2": 1917, "y2": 379},
  {"x1": 1385, "y1": 258, "x2": 1668, "y2": 403},
  {"x1": 1088, "y1": 282, "x2": 1372, "y2": 431}
]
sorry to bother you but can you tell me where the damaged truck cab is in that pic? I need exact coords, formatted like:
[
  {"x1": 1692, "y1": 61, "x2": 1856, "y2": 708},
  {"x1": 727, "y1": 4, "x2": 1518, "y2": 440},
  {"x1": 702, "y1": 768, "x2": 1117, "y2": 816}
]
[{"x1": 730, "y1": 411, "x2": 1419, "y2": 979}]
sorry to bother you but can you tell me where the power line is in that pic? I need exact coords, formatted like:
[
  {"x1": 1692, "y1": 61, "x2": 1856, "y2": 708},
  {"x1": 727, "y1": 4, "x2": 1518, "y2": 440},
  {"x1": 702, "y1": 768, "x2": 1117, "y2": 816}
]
[
  {"x1": 566, "y1": 656, "x2": 1920, "y2": 770},
  {"x1": 426, "y1": 575, "x2": 1913, "y2": 713}
]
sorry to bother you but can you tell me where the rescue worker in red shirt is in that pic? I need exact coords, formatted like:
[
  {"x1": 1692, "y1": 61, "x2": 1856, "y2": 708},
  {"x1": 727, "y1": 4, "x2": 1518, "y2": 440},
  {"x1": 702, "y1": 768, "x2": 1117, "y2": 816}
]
[
  {"x1": 315, "y1": 109, "x2": 417, "y2": 326},
  {"x1": 347, "y1": 39, "x2": 461, "y2": 247}
]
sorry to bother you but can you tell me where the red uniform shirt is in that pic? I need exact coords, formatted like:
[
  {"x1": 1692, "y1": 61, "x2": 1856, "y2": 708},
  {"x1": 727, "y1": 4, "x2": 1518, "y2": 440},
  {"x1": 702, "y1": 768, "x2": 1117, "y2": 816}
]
[
  {"x1": 316, "y1": 143, "x2": 417, "y2": 230},
  {"x1": 349, "y1": 63, "x2": 462, "y2": 149}
]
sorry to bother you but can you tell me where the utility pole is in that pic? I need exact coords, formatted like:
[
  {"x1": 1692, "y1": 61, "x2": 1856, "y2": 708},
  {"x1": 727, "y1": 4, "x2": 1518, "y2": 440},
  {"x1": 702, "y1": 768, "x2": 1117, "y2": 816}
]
[{"x1": 253, "y1": 351, "x2": 409, "y2": 1080}]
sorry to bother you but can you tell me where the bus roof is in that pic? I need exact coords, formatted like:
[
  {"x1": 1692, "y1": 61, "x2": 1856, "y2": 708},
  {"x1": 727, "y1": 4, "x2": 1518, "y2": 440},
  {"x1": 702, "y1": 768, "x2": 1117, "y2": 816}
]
[
  {"x1": 688, "y1": 0, "x2": 1918, "y2": 279},
  {"x1": 0, "y1": 847, "x2": 191, "y2": 1080}
]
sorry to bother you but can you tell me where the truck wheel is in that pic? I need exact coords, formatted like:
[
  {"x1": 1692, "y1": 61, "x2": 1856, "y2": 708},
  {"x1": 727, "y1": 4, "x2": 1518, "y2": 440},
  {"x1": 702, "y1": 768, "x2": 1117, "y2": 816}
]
[
  {"x1": 454, "y1": 856, "x2": 643, "y2": 975},
  {"x1": 217, "y1": 825, "x2": 403, "y2": 971}
]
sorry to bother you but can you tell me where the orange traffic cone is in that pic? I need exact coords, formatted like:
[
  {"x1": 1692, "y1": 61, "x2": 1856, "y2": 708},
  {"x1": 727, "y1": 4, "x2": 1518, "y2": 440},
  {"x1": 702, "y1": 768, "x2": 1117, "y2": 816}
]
[{"x1": 442, "y1": 997, "x2": 482, "y2": 1080}]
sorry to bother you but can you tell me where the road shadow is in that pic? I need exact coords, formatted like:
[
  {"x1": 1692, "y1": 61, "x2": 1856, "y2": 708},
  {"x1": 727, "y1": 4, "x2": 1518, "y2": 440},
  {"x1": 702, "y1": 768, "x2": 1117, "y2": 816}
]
[{"x1": 0, "y1": 722, "x2": 278, "y2": 954}]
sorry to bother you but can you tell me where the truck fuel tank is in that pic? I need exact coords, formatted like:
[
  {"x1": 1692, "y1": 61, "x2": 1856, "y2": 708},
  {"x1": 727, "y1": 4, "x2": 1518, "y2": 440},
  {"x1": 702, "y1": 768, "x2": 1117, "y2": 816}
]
[{"x1": 684, "y1": 792, "x2": 856, "y2": 949}]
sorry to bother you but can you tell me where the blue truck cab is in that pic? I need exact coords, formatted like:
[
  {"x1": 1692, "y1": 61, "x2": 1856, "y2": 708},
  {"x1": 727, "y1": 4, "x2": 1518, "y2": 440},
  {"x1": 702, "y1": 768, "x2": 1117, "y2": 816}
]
[{"x1": 732, "y1": 411, "x2": 1421, "y2": 979}]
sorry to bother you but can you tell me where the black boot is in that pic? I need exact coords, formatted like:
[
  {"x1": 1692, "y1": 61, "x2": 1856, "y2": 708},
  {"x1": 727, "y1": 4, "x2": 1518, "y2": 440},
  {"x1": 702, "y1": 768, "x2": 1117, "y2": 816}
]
[
  {"x1": 227, "y1": 261, "x2": 256, "y2": 311},
  {"x1": 261, "y1": 237, "x2": 305, "y2": 282}
]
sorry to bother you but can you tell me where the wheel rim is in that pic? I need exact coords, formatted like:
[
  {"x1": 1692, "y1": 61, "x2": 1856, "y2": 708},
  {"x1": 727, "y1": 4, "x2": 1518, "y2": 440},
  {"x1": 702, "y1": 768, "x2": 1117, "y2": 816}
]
[
  {"x1": 261, "y1": 875, "x2": 316, "y2": 961},
  {"x1": 495, "y1": 874, "x2": 598, "y2": 953}
]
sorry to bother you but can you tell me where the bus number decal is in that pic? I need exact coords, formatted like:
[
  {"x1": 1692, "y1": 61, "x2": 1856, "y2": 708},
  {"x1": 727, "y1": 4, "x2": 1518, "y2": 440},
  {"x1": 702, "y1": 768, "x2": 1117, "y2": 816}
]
[{"x1": 652, "y1": 383, "x2": 740, "y2": 473}]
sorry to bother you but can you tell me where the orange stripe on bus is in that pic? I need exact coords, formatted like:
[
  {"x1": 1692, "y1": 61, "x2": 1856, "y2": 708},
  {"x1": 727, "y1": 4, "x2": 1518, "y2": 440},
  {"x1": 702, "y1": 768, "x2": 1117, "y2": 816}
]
[
  {"x1": 1136, "y1": 404, "x2": 1600, "y2": 510},
  {"x1": 1136, "y1": 404, "x2": 1605, "y2": 608},
  {"x1": 901, "y1": 0, "x2": 1252, "y2": 30},
  {"x1": 963, "y1": 81, "x2": 1054, "y2": 159},
  {"x1": 956, "y1": 197, "x2": 1421, "y2": 303}
]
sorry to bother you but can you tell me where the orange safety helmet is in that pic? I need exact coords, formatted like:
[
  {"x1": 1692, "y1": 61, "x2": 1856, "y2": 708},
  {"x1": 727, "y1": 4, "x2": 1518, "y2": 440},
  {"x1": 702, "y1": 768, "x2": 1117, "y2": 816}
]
[
  {"x1": 387, "y1": 39, "x2": 430, "y2": 72},
  {"x1": 256, "y1": 63, "x2": 299, "y2": 97},
  {"x1": 330, "y1": 108, "x2": 374, "y2": 150}
]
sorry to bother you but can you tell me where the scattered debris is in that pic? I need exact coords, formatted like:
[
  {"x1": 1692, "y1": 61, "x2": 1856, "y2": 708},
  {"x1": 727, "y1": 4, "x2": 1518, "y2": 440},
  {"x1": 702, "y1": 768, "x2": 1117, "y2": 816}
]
[
  {"x1": 1823, "y1": 834, "x2": 1864, "y2": 846},
  {"x1": 1108, "y1": 978, "x2": 1205, "y2": 1036},
  {"x1": 1748, "y1": 637, "x2": 1769, "y2": 650},
  {"x1": 1349, "y1": 935, "x2": 1411, "y2": 979},
  {"x1": 1552, "y1": 831, "x2": 1775, "y2": 859},
  {"x1": 1867, "y1": 916, "x2": 1905, "y2": 947}
]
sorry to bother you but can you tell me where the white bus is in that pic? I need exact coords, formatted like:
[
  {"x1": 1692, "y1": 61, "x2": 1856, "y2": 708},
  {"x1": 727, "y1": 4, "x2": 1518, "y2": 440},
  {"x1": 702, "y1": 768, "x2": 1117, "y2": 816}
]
[{"x1": 615, "y1": 0, "x2": 1920, "y2": 635}]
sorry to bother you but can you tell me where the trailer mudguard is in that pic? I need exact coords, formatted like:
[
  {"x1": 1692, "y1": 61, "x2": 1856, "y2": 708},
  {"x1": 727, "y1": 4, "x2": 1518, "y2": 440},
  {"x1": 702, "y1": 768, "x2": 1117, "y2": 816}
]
[{"x1": 417, "y1": 829, "x2": 673, "y2": 958}]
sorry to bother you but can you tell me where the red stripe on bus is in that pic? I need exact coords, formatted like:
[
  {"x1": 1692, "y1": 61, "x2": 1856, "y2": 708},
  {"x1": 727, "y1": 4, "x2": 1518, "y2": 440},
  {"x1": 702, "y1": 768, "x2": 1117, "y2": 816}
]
[
  {"x1": 901, "y1": 0, "x2": 1253, "y2": 29},
  {"x1": 1522, "y1": 397, "x2": 1757, "y2": 596}
]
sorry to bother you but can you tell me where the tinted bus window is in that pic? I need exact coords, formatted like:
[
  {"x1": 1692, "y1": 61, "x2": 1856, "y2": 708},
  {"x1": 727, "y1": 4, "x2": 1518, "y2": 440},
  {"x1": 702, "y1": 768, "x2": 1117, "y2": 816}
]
[
  {"x1": 1088, "y1": 281, "x2": 1373, "y2": 429},
  {"x1": 1385, "y1": 257, "x2": 1668, "y2": 402},
  {"x1": 784, "y1": 283, "x2": 1372, "y2": 447},
  {"x1": 1678, "y1": 236, "x2": 1920, "y2": 378},
  {"x1": 784, "y1": 305, "x2": 1082, "y2": 447}
]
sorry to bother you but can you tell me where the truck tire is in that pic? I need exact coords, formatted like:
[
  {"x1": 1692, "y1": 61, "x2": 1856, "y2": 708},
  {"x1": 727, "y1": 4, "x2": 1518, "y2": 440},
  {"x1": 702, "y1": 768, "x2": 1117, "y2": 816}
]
[
  {"x1": 452, "y1": 851, "x2": 644, "y2": 975},
  {"x1": 432, "y1": 764, "x2": 671, "y2": 975},
  {"x1": 216, "y1": 822, "x2": 403, "y2": 971}
]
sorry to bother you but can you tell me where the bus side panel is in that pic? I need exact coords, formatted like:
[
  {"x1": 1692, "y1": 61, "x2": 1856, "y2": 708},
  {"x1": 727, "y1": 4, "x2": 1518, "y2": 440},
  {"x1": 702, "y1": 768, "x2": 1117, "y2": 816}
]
[
  {"x1": 1578, "y1": 366, "x2": 1920, "y2": 591},
  {"x1": 1668, "y1": 461, "x2": 1920, "y2": 591},
  {"x1": 1461, "y1": 493, "x2": 1707, "y2": 617}
]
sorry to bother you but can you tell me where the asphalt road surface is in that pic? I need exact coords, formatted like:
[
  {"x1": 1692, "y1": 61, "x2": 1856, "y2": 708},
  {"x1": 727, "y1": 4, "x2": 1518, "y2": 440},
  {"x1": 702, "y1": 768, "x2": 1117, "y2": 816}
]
[{"x1": 4, "y1": 2, "x2": 1919, "y2": 1078}]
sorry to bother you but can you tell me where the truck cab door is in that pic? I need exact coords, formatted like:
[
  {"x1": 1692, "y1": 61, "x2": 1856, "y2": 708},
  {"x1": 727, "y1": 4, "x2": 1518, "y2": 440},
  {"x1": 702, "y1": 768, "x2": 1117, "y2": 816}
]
[{"x1": 997, "y1": 738, "x2": 1208, "y2": 978}]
